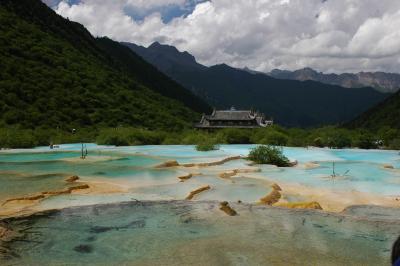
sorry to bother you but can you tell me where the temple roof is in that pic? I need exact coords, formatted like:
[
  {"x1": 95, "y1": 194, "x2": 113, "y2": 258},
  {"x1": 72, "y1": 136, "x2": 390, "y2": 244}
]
[{"x1": 206, "y1": 110, "x2": 257, "y2": 121}]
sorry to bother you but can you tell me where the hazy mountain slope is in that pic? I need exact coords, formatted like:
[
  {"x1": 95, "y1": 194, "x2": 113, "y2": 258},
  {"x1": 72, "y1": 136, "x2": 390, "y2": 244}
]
[
  {"x1": 268, "y1": 68, "x2": 400, "y2": 93},
  {"x1": 123, "y1": 42, "x2": 389, "y2": 127},
  {"x1": 346, "y1": 91, "x2": 400, "y2": 129},
  {"x1": 0, "y1": 0, "x2": 210, "y2": 130}
]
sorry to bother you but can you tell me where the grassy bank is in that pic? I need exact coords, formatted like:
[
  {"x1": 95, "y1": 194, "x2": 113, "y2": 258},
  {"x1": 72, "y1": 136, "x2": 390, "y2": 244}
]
[{"x1": 0, "y1": 126, "x2": 399, "y2": 150}]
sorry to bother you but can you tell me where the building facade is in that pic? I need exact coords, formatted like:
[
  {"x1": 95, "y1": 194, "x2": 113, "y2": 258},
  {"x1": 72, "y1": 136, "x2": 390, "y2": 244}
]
[{"x1": 195, "y1": 107, "x2": 273, "y2": 129}]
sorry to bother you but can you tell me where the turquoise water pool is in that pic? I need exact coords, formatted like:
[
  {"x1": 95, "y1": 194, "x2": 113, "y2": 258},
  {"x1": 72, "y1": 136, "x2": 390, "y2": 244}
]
[
  {"x1": 2, "y1": 201, "x2": 400, "y2": 265},
  {"x1": 1, "y1": 144, "x2": 399, "y2": 203},
  {"x1": 0, "y1": 144, "x2": 400, "y2": 265}
]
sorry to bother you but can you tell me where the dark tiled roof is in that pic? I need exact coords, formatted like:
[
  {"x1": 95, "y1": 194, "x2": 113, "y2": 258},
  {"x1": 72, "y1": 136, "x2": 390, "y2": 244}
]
[{"x1": 207, "y1": 110, "x2": 256, "y2": 120}]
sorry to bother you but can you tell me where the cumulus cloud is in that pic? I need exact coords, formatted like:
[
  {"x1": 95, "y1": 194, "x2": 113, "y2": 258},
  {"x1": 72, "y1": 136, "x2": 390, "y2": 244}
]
[{"x1": 50, "y1": 0, "x2": 400, "y2": 73}]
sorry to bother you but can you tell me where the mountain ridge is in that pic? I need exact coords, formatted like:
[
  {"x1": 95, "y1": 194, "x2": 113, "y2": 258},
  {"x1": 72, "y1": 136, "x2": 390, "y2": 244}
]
[
  {"x1": 122, "y1": 41, "x2": 389, "y2": 127},
  {"x1": 267, "y1": 67, "x2": 400, "y2": 93}
]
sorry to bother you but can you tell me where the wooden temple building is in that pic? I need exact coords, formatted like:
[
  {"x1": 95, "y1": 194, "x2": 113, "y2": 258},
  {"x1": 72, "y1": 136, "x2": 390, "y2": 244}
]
[{"x1": 195, "y1": 107, "x2": 273, "y2": 129}]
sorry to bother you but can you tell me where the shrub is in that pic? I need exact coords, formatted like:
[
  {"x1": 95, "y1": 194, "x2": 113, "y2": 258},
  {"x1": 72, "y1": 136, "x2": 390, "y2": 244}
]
[
  {"x1": 354, "y1": 133, "x2": 377, "y2": 149},
  {"x1": 388, "y1": 139, "x2": 400, "y2": 150},
  {"x1": 313, "y1": 137, "x2": 324, "y2": 147},
  {"x1": 248, "y1": 145, "x2": 290, "y2": 167},
  {"x1": 96, "y1": 128, "x2": 165, "y2": 146},
  {"x1": 195, "y1": 139, "x2": 219, "y2": 151},
  {"x1": 326, "y1": 134, "x2": 351, "y2": 149},
  {"x1": 218, "y1": 128, "x2": 251, "y2": 144},
  {"x1": 262, "y1": 131, "x2": 289, "y2": 146}
]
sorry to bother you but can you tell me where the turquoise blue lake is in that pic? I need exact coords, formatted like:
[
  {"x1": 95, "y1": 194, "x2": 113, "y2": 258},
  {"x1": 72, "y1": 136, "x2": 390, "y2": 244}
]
[{"x1": 0, "y1": 144, "x2": 399, "y2": 265}]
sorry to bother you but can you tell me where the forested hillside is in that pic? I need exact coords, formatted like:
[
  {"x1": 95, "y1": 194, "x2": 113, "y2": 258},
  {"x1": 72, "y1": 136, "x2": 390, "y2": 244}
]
[
  {"x1": 346, "y1": 91, "x2": 400, "y2": 129},
  {"x1": 0, "y1": 0, "x2": 210, "y2": 131}
]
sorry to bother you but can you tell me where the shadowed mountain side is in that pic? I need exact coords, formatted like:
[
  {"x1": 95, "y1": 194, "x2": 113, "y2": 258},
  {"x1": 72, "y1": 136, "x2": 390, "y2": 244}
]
[
  {"x1": 346, "y1": 90, "x2": 400, "y2": 129},
  {"x1": 123, "y1": 42, "x2": 388, "y2": 127}
]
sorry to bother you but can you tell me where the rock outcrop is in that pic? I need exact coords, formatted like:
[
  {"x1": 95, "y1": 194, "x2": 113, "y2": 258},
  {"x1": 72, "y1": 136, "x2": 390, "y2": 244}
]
[
  {"x1": 219, "y1": 201, "x2": 237, "y2": 216},
  {"x1": 185, "y1": 185, "x2": 211, "y2": 200}
]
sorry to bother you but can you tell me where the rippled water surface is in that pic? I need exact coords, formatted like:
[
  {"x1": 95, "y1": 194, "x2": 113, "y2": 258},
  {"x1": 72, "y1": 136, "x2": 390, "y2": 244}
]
[{"x1": 2, "y1": 201, "x2": 400, "y2": 265}]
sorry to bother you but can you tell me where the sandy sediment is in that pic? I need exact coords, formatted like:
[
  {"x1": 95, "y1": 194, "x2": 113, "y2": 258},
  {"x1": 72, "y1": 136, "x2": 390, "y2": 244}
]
[
  {"x1": 186, "y1": 185, "x2": 211, "y2": 200},
  {"x1": 219, "y1": 201, "x2": 237, "y2": 216}
]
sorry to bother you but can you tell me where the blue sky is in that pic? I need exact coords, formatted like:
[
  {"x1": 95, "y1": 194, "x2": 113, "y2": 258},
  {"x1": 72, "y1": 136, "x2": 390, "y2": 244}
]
[
  {"x1": 43, "y1": 0, "x2": 207, "y2": 23},
  {"x1": 44, "y1": 0, "x2": 400, "y2": 73}
]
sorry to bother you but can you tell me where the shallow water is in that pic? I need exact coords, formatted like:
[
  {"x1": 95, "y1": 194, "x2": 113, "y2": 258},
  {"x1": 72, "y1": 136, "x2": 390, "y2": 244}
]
[
  {"x1": 0, "y1": 144, "x2": 399, "y2": 209},
  {"x1": 2, "y1": 201, "x2": 399, "y2": 266},
  {"x1": 0, "y1": 144, "x2": 400, "y2": 265}
]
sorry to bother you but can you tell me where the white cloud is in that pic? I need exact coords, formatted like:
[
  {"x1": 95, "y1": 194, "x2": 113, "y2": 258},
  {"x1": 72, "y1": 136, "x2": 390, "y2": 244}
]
[{"x1": 52, "y1": 0, "x2": 400, "y2": 73}]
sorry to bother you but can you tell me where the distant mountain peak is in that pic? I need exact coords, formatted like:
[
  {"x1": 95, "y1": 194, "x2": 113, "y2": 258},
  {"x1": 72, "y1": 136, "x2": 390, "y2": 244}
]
[
  {"x1": 123, "y1": 41, "x2": 206, "y2": 73},
  {"x1": 149, "y1": 41, "x2": 161, "y2": 47},
  {"x1": 268, "y1": 68, "x2": 400, "y2": 93},
  {"x1": 298, "y1": 67, "x2": 317, "y2": 73}
]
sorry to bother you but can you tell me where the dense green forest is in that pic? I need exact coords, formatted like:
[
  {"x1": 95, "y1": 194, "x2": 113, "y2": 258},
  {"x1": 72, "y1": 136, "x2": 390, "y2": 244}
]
[
  {"x1": 346, "y1": 91, "x2": 400, "y2": 130},
  {"x1": 1, "y1": 126, "x2": 399, "y2": 150},
  {"x1": 0, "y1": 0, "x2": 210, "y2": 131}
]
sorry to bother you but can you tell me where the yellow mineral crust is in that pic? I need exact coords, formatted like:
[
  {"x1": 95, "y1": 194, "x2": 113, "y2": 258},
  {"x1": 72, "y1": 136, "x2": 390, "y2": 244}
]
[
  {"x1": 275, "y1": 201, "x2": 323, "y2": 210},
  {"x1": 219, "y1": 201, "x2": 237, "y2": 216},
  {"x1": 178, "y1": 173, "x2": 193, "y2": 182},
  {"x1": 186, "y1": 185, "x2": 211, "y2": 200}
]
